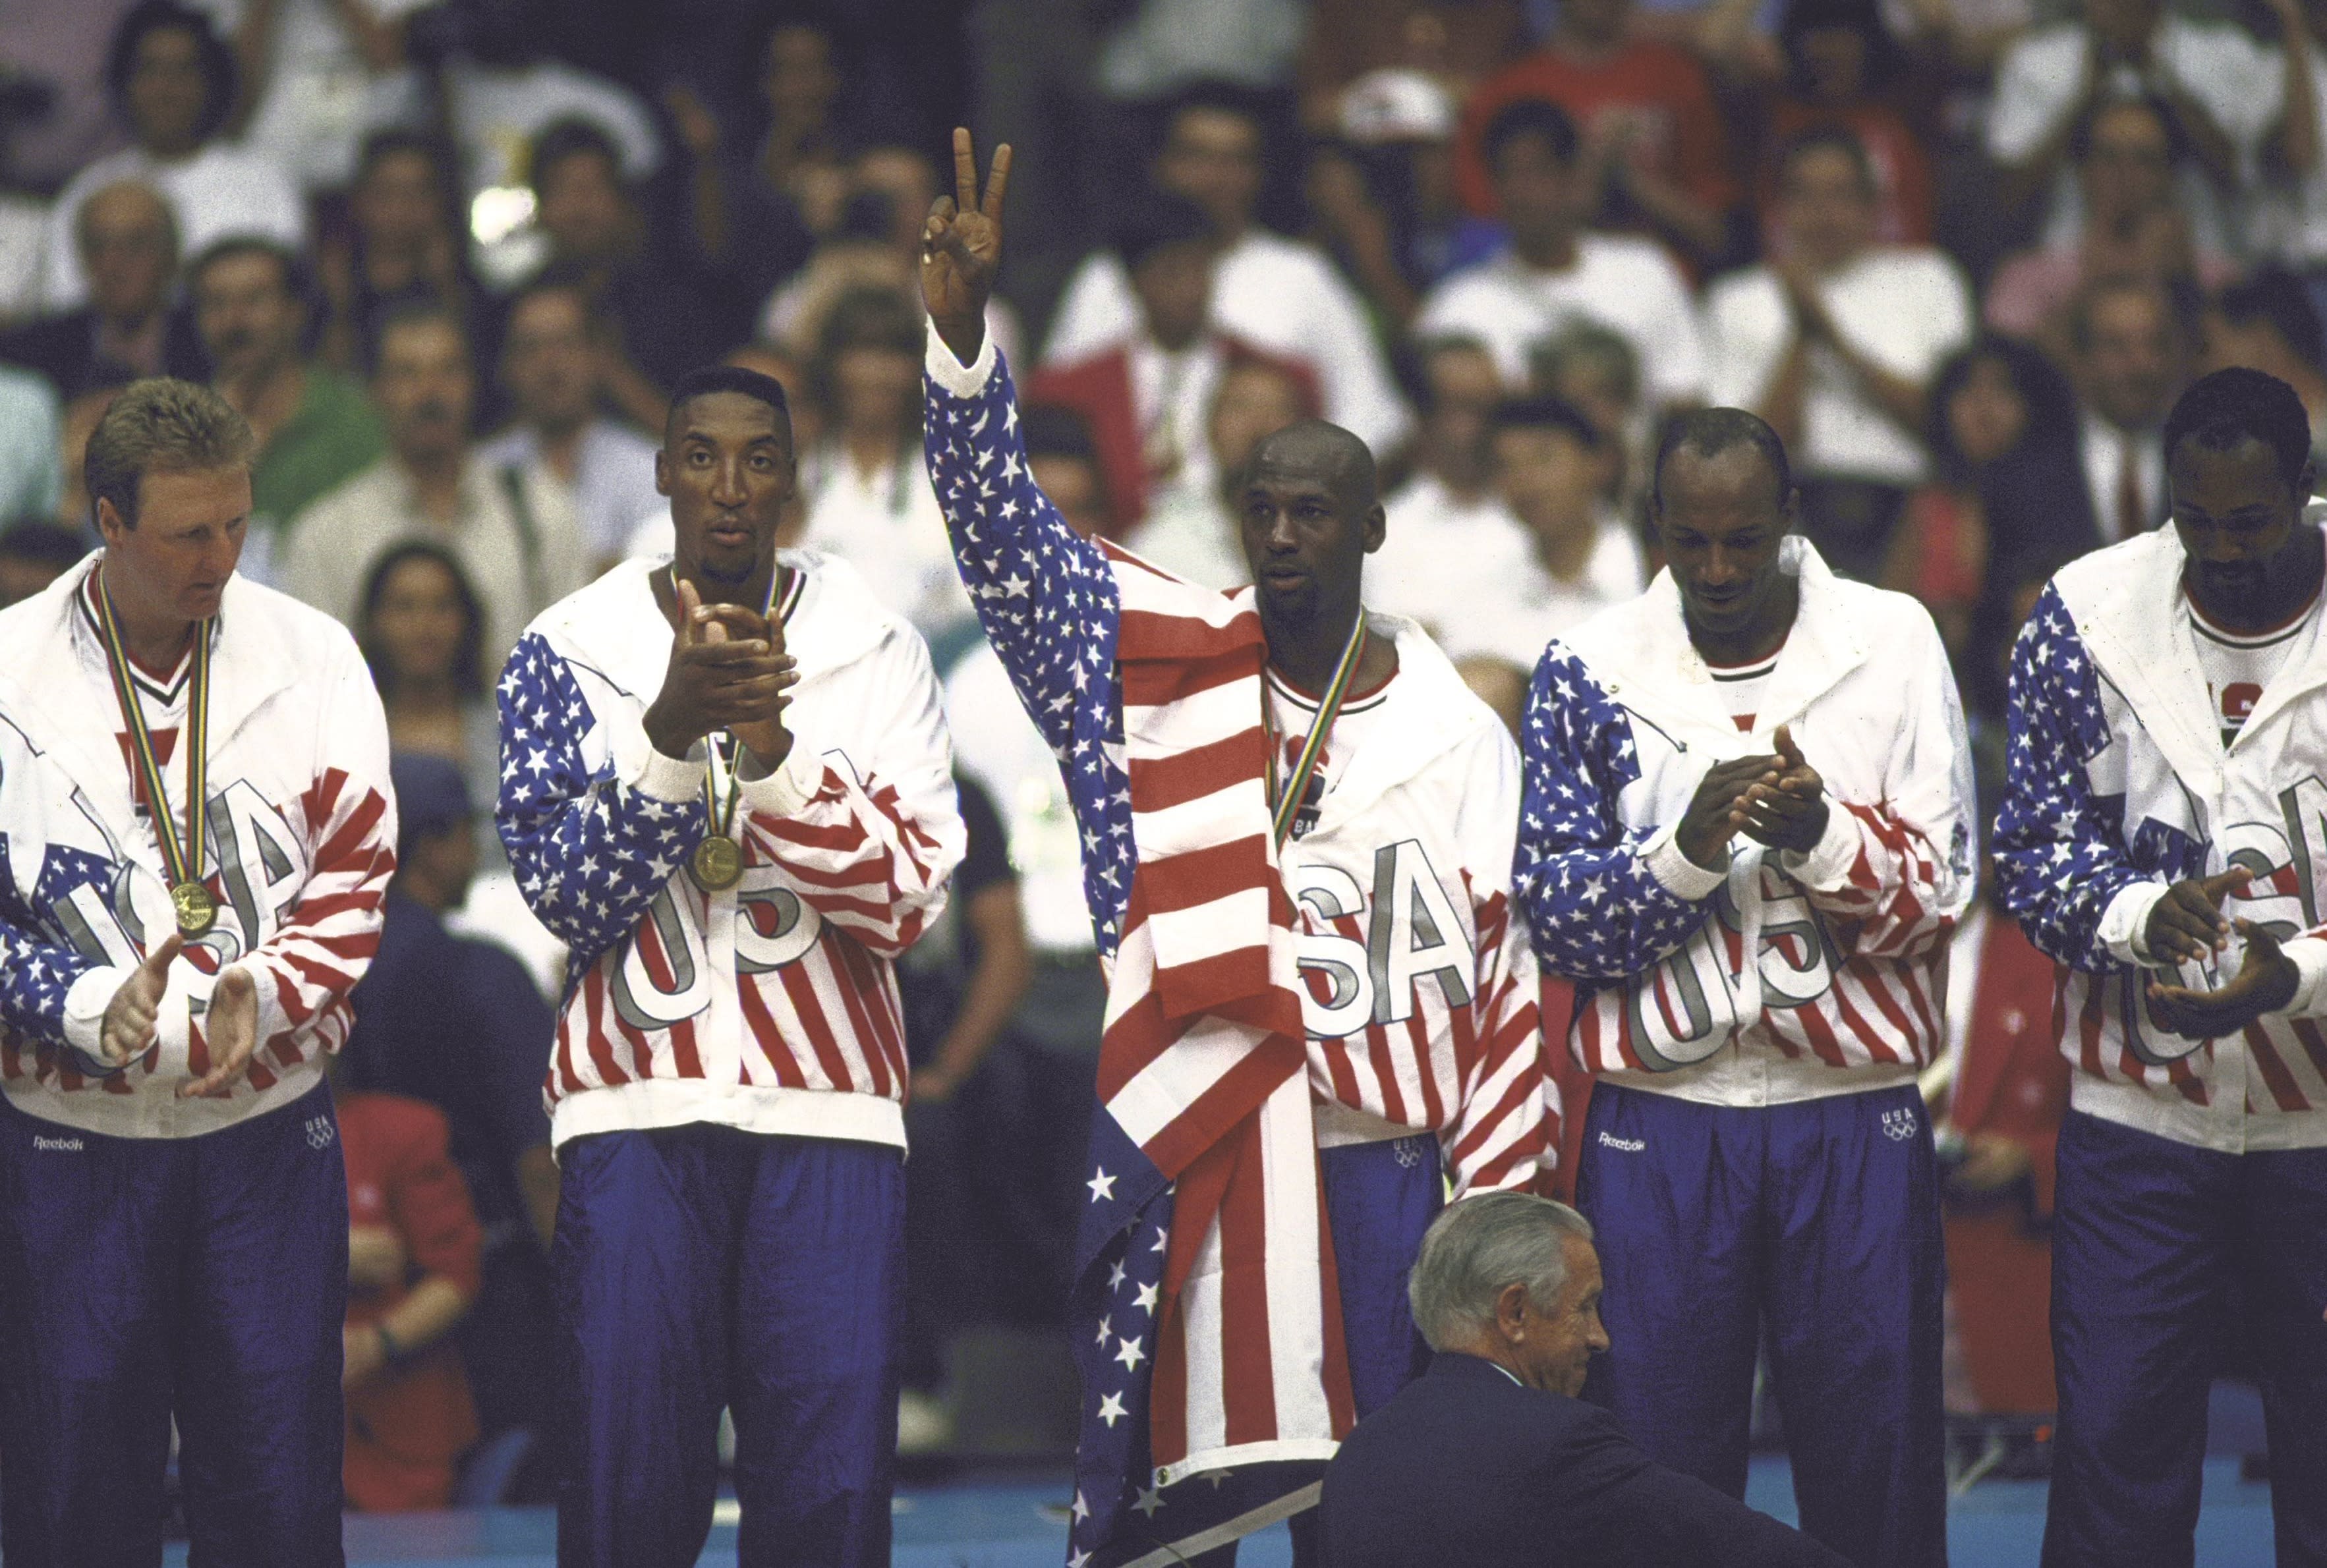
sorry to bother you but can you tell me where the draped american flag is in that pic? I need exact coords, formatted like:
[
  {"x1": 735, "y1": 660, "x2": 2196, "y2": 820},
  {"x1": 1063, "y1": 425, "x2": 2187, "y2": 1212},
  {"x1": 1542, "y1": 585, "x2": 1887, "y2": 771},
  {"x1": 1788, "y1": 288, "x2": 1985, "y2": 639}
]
[{"x1": 926, "y1": 340, "x2": 1352, "y2": 1565}]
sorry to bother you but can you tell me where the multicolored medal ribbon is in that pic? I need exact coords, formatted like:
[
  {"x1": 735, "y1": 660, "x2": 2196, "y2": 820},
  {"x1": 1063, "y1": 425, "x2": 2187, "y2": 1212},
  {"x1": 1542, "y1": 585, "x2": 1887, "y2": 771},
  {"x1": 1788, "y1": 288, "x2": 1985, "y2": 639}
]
[
  {"x1": 1264, "y1": 610, "x2": 1369, "y2": 849},
  {"x1": 676, "y1": 563, "x2": 799, "y2": 892},
  {"x1": 92, "y1": 571, "x2": 217, "y2": 938}
]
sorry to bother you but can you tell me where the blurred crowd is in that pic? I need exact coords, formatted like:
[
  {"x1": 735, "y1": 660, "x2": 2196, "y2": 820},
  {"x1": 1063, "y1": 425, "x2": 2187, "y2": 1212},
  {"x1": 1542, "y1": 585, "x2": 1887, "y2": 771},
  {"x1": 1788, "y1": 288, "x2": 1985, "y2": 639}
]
[{"x1": 7, "y1": 0, "x2": 2302, "y2": 1503}]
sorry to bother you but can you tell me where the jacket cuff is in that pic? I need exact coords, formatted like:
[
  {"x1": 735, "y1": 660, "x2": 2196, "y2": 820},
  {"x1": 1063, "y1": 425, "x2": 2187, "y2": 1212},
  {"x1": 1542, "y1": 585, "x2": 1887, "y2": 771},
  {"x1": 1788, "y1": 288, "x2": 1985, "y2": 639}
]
[
  {"x1": 925, "y1": 323, "x2": 997, "y2": 399},
  {"x1": 628, "y1": 741, "x2": 704, "y2": 805},
  {"x1": 1780, "y1": 802, "x2": 1859, "y2": 893},
  {"x1": 2099, "y1": 881, "x2": 2170, "y2": 968},
  {"x1": 63, "y1": 965, "x2": 126, "y2": 1065},
  {"x1": 738, "y1": 738, "x2": 826, "y2": 819},
  {"x1": 2276, "y1": 936, "x2": 2327, "y2": 1017},
  {"x1": 1641, "y1": 823, "x2": 1727, "y2": 902}
]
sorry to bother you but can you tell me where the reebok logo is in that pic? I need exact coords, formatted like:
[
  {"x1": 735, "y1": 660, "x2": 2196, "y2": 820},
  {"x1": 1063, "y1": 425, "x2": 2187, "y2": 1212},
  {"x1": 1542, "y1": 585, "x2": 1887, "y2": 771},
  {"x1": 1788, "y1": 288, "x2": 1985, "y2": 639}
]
[
  {"x1": 1596, "y1": 1131, "x2": 1646, "y2": 1153},
  {"x1": 31, "y1": 1134, "x2": 83, "y2": 1152}
]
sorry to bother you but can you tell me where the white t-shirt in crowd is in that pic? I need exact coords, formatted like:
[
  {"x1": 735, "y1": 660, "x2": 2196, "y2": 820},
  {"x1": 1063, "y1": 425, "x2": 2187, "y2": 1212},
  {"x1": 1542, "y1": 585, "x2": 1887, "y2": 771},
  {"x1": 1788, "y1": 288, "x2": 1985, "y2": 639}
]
[
  {"x1": 1704, "y1": 248, "x2": 1972, "y2": 487},
  {"x1": 42, "y1": 142, "x2": 306, "y2": 311},
  {"x1": 797, "y1": 441, "x2": 973, "y2": 644},
  {"x1": 1414, "y1": 237, "x2": 1707, "y2": 405},
  {"x1": 477, "y1": 419, "x2": 665, "y2": 567},
  {"x1": 1127, "y1": 486, "x2": 1248, "y2": 593},
  {"x1": 2189, "y1": 588, "x2": 2322, "y2": 745},
  {"x1": 1984, "y1": 19, "x2": 2280, "y2": 256},
  {"x1": 184, "y1": 0, "x2": 434, "y2": 190},
  {"x1": 944, "y1": 640, "x2": 1095, "y2": 957},
  {"x1": 1438, "y1": 516, "x2": 1648, "y2": 672},
  {"x1": 2247, "y1": 51, "x2": 2327, "y2": 266},
  {"x1": 1043, "y1": 228, "x2": 1411, "y2": 456},
  {"x1": 1367, "y1": 472, "x2": 1532, "y2": 636}
]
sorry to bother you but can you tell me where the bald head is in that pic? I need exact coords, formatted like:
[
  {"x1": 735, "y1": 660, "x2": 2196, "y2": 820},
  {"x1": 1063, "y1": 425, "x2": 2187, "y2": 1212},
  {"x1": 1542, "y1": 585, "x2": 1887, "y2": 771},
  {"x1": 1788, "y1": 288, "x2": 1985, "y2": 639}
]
[
  {"x1": 1248, "y1": 419, "x2": 1377, "y2": 513},
  {"x1": 77, "y1": 181, "x2": 178, "y2": 325}
]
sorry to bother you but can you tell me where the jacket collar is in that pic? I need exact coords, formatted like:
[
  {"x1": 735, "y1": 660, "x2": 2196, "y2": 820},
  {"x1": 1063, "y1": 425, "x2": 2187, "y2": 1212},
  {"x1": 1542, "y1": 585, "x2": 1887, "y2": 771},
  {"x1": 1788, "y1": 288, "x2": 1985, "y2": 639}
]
[
  {"x1": 1307, "y1": 612, "x2": 1499, "y2": 826},
  {"x1": 0, "y1": 554, "x2": 302, "y2": 789},
  {"x1": 1565, "y1": 536, "x2": 1870, "y2": 744}
]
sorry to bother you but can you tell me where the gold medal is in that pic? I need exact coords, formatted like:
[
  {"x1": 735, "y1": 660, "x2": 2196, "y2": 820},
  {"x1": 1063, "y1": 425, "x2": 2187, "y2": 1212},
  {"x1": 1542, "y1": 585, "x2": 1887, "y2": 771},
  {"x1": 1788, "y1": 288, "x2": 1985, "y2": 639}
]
[
  {"x1": 171, "y1": 880, "x2": 219, "y2": 937},
  {"x1": 689, "y1": 835, "x2": 743, "y2": 891}
]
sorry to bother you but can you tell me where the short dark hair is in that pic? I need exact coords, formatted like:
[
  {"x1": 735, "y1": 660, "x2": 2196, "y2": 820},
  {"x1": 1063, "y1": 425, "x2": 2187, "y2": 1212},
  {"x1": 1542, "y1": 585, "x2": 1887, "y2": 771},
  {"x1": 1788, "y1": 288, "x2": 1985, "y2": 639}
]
[
  {"x1": 666, "y1": 364, "x2": 793, "y2": 449},
  {"x1": 2216, "y1": 266, "x2": 2327, "y2": 375},
  {"x1": 2068, "y1": 93, "x2": 2188, "y2": 167},
  {"x1": 189, "y1": 233, "x2": 308, "y2": 304},
  {"x1": 1651, "y1": 407, "x2": 1793, "y2": 512},
  {"x1": 1483, "y1": 98, "x2": 1579, "y2": 173},
  {"x1": 359, "y1": 540, "x2": 486, "y2": 700},
  {"x1": 356, "y1": 126, "x2": 448, "y2": 186},
  {"x1": 106, "y1": 1, "x2": 235, "y2": 145},
  {"x1": 1164, "y1": 80, "x2": 1268, "y2": 145},
  {"x1": 1490, "y1": 393, "x2": 1603, "y2": 449},
  {"x1": 2162, "y1": 367, "x2": 2313, "y2": 492},
  {"x1": 365, "y1": 298, "x2": 471, "y2": 378},
  {"x1": 530, "y1": 117, "x2": 624, "y2": 198},
  {"x1": 1112, "y1": 188, "x2": 1217, "y2": 269},
  {"x1": 505, "y1": 266, "x2": 602, "y2": 334},
  {"x1": 809, "y1": 286, "x2": 922, "y2": 412},
  {"x1": 1775, "y1": 125, "x2": 1878, "y2": 196}
]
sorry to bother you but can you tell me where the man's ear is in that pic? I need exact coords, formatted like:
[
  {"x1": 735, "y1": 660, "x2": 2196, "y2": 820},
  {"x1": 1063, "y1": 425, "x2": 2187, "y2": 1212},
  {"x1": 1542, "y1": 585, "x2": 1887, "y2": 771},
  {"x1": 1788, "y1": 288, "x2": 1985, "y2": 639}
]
[
  {"x1": 1364, "y1": 501, "x2": 1387, "y2": 556},
  {"x1": 1495, "y1": 1280, "x2": 1532, "y2": 1343},
  {"x1": 95, "y1": 495, "x2": 127, "y2": 546},
  {"x1": 653, "y1": 449, "x2": 671, "y2": 499}
]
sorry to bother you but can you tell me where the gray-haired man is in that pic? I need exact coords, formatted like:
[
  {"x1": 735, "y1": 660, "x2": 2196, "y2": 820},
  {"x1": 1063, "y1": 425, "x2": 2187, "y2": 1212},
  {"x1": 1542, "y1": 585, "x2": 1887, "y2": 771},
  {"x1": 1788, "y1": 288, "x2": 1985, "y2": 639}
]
[{"x1": 1319, "y1": 1193, "x2": 1849, "y2": 1568}]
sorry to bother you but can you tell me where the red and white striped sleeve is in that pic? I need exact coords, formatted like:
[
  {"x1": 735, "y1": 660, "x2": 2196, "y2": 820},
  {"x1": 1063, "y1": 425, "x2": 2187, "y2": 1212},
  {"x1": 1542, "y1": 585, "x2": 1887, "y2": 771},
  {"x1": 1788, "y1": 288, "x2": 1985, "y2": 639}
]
[
  {"x1": 735, "y1": 621, "x2": 966, "y2": 959},
  {"x1": 1441, "y1": 725, "x2": 1554, "y2": 1198},
  {"x1": 1779, "y1": 608, "x2": 1976, "y2": 963},
  {"x1": 238, "y1": 636, "x2": 395, "y2": 1069}
]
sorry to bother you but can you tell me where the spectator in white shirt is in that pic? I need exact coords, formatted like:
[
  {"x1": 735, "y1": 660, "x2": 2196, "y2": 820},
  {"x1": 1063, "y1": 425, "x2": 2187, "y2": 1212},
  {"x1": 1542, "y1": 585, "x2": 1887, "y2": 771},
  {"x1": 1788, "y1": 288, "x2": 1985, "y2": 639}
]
[
  {"x1": 1984, "y1": 0, "x2": 2278, "y2": 258},
  {"x1": 1415, "y1": 99, "x2": 1706, "y2": 408},
  {"x1": 2070, "y1": 273, "x2": 2193, "y2": 546},
  {"x1": 1129, "y1": 354, "x2": 1314, "y2": 592},
  {"x1": 799, "y1": 285, "x2": 975, "y2": 658},
  {"x1": 41, "y1": 1, "x2": 305, "y2": 312},
  {"x1": 1705, "y1": 126, "x2": 1972, "y2": 578},
  {"x1": 1042, "y1": 82, "x2": 1410, "y2": 455},
  {"x1": 1532, "y1": 320, "x2": 1649, "y2": 508},
  {"x1": 187, "y1": 0, "x2": 432, "y2": 192},
  {"x1": 477, "y1": 273, "x2": 663, "y2": 578},
  {"x1": 1371, "y1": 335, "x2": 1527, "y2": 628}
]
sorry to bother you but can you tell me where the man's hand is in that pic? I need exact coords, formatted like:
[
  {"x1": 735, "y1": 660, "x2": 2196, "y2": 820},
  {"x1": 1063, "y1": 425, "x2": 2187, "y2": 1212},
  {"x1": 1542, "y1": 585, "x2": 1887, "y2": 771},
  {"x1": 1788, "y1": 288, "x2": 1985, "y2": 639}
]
[
  {"x1": 1776, "y1": 262, "x2": 1835, "y2": 343},
  {"x1": 180, "y1": 963, "x2": 259, "y2": 1098},
  {"x1": 2146, "y1": 918, "x2": 2301, "y2": 1040},
  {"x1": 1948, "y1": 1130, "x2": 2034, "y2": 1195},
  {"x1": 343, "y1": 1322, "x2": 388, "y2": 1391},
  {"x1": 2142, "y1": 868, "x2": 2251, "y2": 966},
  {"x1": 99, "y1": 932, "x2": 183, "y2": 1067},
  {"x1": 1676, "y1": 756, "x2": 1783, "y2": 872},
  {"x1": 642, "y1": 578, "x2": 800, "y2": 762},
  {"x1": 1739, "y1": 725, "x2": 1831, "y2": 854},
  {"x1": 921, "y1": 127, "x2": 1011, "y2": 366},
  {"x1": 348, "y1": 1224, "x2": 409, "y2": 1293},
  {"x1": 700, "y1": 594, "x2": 795, "y2": 770}
]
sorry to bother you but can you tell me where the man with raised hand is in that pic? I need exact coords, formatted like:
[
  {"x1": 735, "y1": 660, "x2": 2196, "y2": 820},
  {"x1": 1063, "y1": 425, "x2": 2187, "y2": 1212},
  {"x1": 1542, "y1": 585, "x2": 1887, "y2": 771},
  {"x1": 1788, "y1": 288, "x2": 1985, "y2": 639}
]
[
  {"x1": 922, "y1": 131, "x2": 1551, "y2": 1567},
  {"x1": 1994, "y1": 366, "x2": 2327, "y2": 1567},
  {"x1": 496, "y1": 362, "x2": 963, "y2": 1568},
  {"x1": 1515, "y1": 409, "x2": 1974, "y2": 1567},
  {"x1": 0, "y1": 378, "x2": 396, "y2": 1563}
]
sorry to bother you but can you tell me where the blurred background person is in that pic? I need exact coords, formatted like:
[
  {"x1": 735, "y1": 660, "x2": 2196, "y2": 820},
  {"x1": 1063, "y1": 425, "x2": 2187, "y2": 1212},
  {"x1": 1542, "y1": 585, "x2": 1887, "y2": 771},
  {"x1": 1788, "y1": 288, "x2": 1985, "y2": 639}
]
[
  {"x1": 1304, "y1": 67, "x2": 1483, "y2": 333},
  {"x1": 0, "y1": 366, "x2": 65, "y2": 528},
  {"x1": 283, "y1": 300, "x2": 583, "y2": 671},
  {"x1": 799, "y1": 285, "x2": 974, "y2": 659},
  {"x1": 1027, "y1": 192, "x2": 1317, "y2": 535},
  {"x1": 1418, "y1": 99, "x2": 1706, "y2": 410},
  {"x1": 2202, "y1": 266, "x2": 2327, "y2": 459},
  {"x1": 1374, "y1": 333, "x2": 1512, "y2": 602},
  {"x1": 1761, "y1": 0, "x2": 1934, "y2": 248},
  {"x1": 1125, "y1": 354, "x2": 1317, "y2": 590},
  {"x1": 1704, "y1": 126, "x2": 1973, "y2": 581},
  {"x1": 40, "y1": 0, "x2": 303, "y2": 312},
  {"x1": 2068, "y1": 273, "x2": 2193, "y2": 549},
  {"x1": 1530, "y1": 319, "x2": 1648, "y2": 507},
  {"x1": 357, "y1": 542, "x2": 499, "y2": 812},
  {"x1": 0, "y1": 179, "x2": 206, "y2": 399},
  {"x1": 1043, "y1": 81, "x2": 1410, "y2": 457},
  {"x1": 0, "y1": 520, "x2": 88, "y2": 607},
  {"x1": 316, "y1": 129, "x2": 477, "y2": 376},
  {"x1": 192, "y1": 0, "x2": 429, "y2": 195},
  {"x1": 479, "y1": 273, "x2": 662, "y2": 579},
  {"x1": 192, "y1": 234, "x2": 386, "y2": 578}
]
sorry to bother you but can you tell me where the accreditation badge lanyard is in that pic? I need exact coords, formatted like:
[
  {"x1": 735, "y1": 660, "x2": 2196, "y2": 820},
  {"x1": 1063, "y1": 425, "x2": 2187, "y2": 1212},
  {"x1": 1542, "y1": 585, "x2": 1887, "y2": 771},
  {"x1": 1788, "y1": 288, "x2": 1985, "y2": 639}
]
[
  {"x1": 1263, "y1": 613, "x2": 1369, "y2": 851},
  {"x1": 678, "y1": 564, "x2": 801, "y2": 892},
  {"x1": 92, "y1": 572, "x2": 219, "y2": 938}
]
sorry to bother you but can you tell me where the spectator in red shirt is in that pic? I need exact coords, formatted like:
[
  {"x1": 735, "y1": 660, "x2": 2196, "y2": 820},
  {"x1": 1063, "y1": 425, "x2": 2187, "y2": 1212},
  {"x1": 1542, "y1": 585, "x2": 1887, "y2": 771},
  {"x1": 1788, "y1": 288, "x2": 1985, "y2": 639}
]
[
  {"x1": 1760, "y1": 0, "x2": 1936, "y2": 249},
  {"x1": 337, "y1": 1074, "x2": 486, "y2": 1512},
  {"x1": 1454, "y1": 0, "x2": 1740, "y2": 269}
]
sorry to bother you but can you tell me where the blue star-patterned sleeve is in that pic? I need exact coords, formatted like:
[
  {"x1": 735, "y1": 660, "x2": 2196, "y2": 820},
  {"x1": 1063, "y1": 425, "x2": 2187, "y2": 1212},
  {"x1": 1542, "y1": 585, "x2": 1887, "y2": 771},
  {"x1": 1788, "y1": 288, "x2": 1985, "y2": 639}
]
[
  {"x1": 1513, "y1": 644, "x2": 1714, "y2": 982},
  {"x1": 1992, "y1": 585, "x2": 2160, "y2": 972},
  {"x1": 0, "y1": 843, "x2": 94, "y2": 1049},
  {"x1": 496, "y1": 631, "x2": 702, "y2": 969},
  {"x1": 925, "y1": 339, "x2": 1137, "y2": 956}
]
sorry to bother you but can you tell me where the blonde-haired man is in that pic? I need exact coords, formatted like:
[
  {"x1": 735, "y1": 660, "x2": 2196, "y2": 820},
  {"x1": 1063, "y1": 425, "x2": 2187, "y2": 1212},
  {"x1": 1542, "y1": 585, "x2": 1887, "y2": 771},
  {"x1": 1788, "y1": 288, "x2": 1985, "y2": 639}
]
[{"x1": 0, "y1": 378, "x2": 395, "y2": 1562}]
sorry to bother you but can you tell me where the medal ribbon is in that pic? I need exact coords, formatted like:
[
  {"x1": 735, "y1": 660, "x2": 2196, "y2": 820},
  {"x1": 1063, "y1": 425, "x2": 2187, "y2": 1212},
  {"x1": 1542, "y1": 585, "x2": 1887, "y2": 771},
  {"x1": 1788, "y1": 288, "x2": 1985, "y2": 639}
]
[
  {"x1": 675, "y1": 563, "x2": 799, "y2": 844},
  {"x1": 92, "y1": 571, "x2": 211, "y2": 895},
  {"x1": 1264, "y1": 611, "x2": 1369, "y2": 849}
]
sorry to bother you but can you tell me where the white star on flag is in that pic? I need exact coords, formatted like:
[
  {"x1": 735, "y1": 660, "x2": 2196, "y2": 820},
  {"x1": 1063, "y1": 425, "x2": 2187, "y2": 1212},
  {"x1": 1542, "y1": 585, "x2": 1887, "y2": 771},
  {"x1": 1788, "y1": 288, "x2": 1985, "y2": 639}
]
[
  {"x1": 1087, "y1": 1167, "x2": 1116, "y2": 1202},
  {"x1": 1097, "y1": 1391, "x2": 1128, "y2": 1428}
]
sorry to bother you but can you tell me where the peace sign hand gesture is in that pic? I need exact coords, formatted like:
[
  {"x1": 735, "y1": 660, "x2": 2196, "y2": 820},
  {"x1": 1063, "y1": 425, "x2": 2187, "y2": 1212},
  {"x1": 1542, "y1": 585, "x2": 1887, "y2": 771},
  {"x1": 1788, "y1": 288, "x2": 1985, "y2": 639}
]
[{"x1": 921, "y1": 127, "x2": 1012, "y2": 368}]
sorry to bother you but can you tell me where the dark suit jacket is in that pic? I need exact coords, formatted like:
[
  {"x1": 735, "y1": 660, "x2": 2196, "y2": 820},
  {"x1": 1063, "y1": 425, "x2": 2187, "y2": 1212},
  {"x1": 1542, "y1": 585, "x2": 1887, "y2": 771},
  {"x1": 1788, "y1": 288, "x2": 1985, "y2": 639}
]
[
  {"x1": 0, "y1": 307, "x2": 209, "y2": 402},
  {"x1": 1319, "y1": 1353, "x2": 1852, "y2": 1568}
]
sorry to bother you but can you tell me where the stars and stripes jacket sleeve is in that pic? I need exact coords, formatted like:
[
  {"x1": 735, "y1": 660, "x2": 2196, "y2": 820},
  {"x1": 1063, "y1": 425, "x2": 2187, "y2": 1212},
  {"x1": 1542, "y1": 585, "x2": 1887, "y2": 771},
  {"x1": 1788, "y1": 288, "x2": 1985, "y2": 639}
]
[
  {"x1": 0, "y1": 771, "x2": 103, "y2": 1056},
  {"x1": 923, "y1": 327, "x2": 1123, "y2": 762},
  {"x1": 496, "y1": 630, "x2": 704, "y2": 969},
  {"x1": 731, "y1": 625, "x2": 961, "y2": 959},
  {"x1": 231, "y1": 641, "x2": 397, "y2": 1057},
  {"x1": 1992, "y1": 585, "x2": 2168, "y2": 974},
  {"x1": 1443, "y1": 727, "x2": 1555, "y2": 1196},
  {"x1": 1770, "y1": 607, "x2": 1970, "y2": 963},
  {"x1": 1515, "y1": 644, "x2": 1715, "y2": 982}
]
